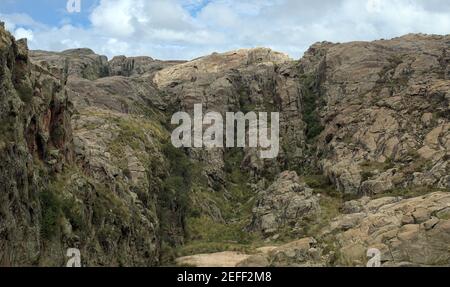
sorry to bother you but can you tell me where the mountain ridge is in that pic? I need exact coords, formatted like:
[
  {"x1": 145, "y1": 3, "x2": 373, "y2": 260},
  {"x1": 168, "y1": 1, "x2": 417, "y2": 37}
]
[{"x1": 1, "y1": 22, "x2": 449, "y2": 266}]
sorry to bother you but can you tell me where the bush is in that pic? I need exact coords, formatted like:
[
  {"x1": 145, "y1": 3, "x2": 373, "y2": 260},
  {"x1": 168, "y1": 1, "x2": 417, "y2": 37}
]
[
  {"x1": 299, "y1": 74, "x2": 324, "y2": 141},
  {"x1": 17, "y1": 83, "x2": 33, "y2": 103},
  {"x1": 158, "y1": 142, "x2": 199, "y2": 248},
  {"x1": 302, "y1": 174, "x2": 330, "y2": 189},
  {"x1": 39, "y1": 190, "x2": 63, "y2": 240}
]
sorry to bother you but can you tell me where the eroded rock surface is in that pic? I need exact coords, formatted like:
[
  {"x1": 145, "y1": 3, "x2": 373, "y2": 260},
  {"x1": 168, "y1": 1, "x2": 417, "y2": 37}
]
[
  {"x1": 303, "y1": 35, "x2": 450, "y2": 194},
  {"x1": 326, "y1": 192, "x2": 450, "y2": 266},
  {"x1": 1, "y1": 25, "x2": 176, "y2": 266},
  {"x1": 249, "y1": 171, "x2": 320, "y2": 235}
]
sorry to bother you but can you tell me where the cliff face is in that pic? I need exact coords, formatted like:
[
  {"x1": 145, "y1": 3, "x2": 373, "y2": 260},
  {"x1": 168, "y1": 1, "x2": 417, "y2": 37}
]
[
  {"x1": 153, "y1": 48, "x2": 306, "y2": 186},
  {"x1": 152, "y1": 35, "x2": 449, "y2": 195},
  {"x1": 0, "y1": 20, "x2": 449, "y2": 266},
  {"x1": 0, "y1": 24, "x2": 174, "y2": 267},
  {"x1": 300, "y1": 35, "x2": 449, "y2": 195},
  {"x1": 0, "y1": 24, "x2": 73, "y2": 265}
]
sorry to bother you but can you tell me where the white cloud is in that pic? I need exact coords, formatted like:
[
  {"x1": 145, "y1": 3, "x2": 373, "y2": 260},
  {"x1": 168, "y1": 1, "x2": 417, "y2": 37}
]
[
  {"x1": 90, "y1": 0, "x2": 140, "y2": 37},
  {"x1": 1, "y1": 0, "x2": 449, "y2": 60},
  {"x1": 13, "y1": 27, "x2": 33, "y2": 41}
]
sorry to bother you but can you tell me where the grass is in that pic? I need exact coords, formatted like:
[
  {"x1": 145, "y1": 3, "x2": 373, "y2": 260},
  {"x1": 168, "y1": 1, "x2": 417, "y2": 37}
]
[
  {"x1": 0, "y1": 117, "x2": 17, "y2": 143},
  {"x1": 39, "y1": 167, "x2": 85, "y2": 240},
  {"x1": 39, "y1": 190, "x2": 64, "y2": 240},
  {"x1": 437, "y1": 210, "x2": 450, "y2": 220},
  {"x1": 359, "y1": 160, "x2": 395, "y2": 181},
  {"x1": 101, "y1": 111, "x2": 168, "y2": 173},
  {"x1": 180, "y1": 216, "x2": 258, "y2": 254},
  {"x1": 39, "y1": 165, "x2": 133, "y2": 244},
  {"x1": 298, "y1": 174, "x2": 344, "y2": 238},
  {"x1": 175, "y1": 148, "x2": 266, "y2": 258},
  {"x1": 16, "y1": 83, "x2": 34, "y2": 103}
]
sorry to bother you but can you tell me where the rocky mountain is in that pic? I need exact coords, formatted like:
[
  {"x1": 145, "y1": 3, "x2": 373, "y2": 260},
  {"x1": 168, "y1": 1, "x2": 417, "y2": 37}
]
[{"x1": 0, "y1": 22, "x2": 449, "y2": 266}]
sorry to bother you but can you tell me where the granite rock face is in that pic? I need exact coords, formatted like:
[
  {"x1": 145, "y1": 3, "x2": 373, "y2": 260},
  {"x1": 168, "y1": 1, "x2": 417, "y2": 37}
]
[
  {"x1": 238, "y1": 192, "x2": 450, "y2": 267},
  {"x1": 1, "y1": 27, "x2": 73, "y2": 265},
  {"x1": 0, "y1": 25, "x2": 176, "y2": 266},
  {"x1": 301, "y1": 35, "x2": 450, "y2": 194},
  {"x1": 153, "y1": 48, "x2": 306, "y2": 185},
  {"x1": 324, "y1": 192, "x2": 450, "y2": 266},
  {"x1": 249, "y1": 171, "x2": 320, "y2": 235}
]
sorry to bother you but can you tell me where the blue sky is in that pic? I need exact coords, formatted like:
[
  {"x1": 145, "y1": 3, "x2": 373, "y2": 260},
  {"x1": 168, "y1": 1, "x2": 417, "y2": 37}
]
[
  {"x1": 0, "y1": 0, "x2": 98, "y2": 27},
  {"x1": 1, "y1": 0, "x2": 449, "y2": 60}
]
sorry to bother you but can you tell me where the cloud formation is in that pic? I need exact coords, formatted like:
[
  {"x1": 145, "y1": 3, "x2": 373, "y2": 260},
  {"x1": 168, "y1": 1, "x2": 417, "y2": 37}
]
[{"x1": 1, "y1": 0, "x2": 449, "y2": 60}]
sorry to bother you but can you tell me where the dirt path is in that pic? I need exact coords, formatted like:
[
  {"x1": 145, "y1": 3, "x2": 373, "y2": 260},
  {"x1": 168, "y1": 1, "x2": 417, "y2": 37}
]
[
  {"x1": 175, "y1": 246, "x2": 279, "y2": 267},
  {"x1": 175, "y1": 251, "x2": 252, "y2": 267}
]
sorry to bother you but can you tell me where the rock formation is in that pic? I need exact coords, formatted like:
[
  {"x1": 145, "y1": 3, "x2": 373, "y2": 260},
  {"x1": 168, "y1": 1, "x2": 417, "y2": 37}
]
[
  {"x1": 0, "y1": 22, "x2": 448, "y2": 266},
  {"x1": 249, "y1": 171, "x2": 320, "y2": 236}
]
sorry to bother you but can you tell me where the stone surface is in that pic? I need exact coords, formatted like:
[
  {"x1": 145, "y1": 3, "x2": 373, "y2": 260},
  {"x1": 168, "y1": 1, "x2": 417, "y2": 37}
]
[
  {"x1": 249, "y1": 171, "x2": 320, "y2": 235},
  {"x1": 324, "y1": 192, "x2": 450, "y2": 266},
  {"x1": 176, "y1": 251, "x2": 251, "y2": 267},
  {"x1": 0, "y1": 25, "x2": 174, "y2": 266}
]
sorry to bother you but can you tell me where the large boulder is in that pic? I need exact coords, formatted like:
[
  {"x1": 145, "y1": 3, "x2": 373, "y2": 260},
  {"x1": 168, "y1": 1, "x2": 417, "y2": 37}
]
[
  {"x1": 324, "y1": 192, "x2": 450, "y2": 266},
  {"x1": 249, "y1": 171, "x2": 320, "y2": 235}
]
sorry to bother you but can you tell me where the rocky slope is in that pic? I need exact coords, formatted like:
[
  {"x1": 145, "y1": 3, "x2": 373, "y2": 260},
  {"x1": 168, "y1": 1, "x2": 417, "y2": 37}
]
[
  {"x1": 1, "y1": 23, "x2": 74, "y2": 266},
  {"x1": 0, "y1": 21, "x2": 449, "y2": 266},
  {"x1": 0, "y1": 23, "x2": 177, "y2": 266}
]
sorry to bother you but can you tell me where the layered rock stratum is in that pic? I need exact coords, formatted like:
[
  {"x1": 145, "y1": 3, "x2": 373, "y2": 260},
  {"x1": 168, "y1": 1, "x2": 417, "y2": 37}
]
[{"x1": 0, "y1": 22, "x2": 448, "y2": 266}]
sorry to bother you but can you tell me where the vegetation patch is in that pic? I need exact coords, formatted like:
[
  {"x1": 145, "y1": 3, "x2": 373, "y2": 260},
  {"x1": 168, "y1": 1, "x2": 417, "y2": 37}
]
[
  {"x1": 359, "y1": 160, "x2": 395, "y2": 181},
  {"x1": 176, "y1": 148, "x2": 265, "y2": 258},
  {"x1": 299, "y1": 73, "x2": 325, "y2": 142}
]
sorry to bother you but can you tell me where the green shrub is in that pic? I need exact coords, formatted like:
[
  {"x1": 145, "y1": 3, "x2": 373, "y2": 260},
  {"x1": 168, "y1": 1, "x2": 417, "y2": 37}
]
[
  {"x1": 299, "y1": 74, "x2": 324, "y2": 141},
  {"x1": 51, "y1": 125, "x2": 66, "y2": 144},
  {"x1": 302, "y1": 174, "x2": 330, "y2": 189},
  {"x1": 17, "y1": 83, "x2": 33, "y2": 103},
  {"x1": 158, "y1": 141, "x2": 200, "y2": 249},
  {"x1": 61, "y1": 196, "x2": 83, "y2": 231},
  {"x1": 359, "y1": 160, "x2": 395, "y2": 181},
  {"x1": 39, "y1": 190, "x2": 63, "y2": 240}
]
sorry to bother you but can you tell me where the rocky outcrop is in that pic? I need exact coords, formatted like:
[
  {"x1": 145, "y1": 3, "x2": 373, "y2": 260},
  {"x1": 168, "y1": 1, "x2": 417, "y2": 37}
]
[
  {"x1": 31, "y1": 48, "x2": 109, "y2": 81},
  {"x1": 238, "y1": 237, "x2": 326, "y2": 267},
  {"x1": 151, "y1": 34, "x2": 450, "y2": 196},
  {"x1": 236, "y1": 192, "x2": 450, "y2": 267},
  {"x1": 176, "y1": 238, "x2": 325, "y2": 267},
  {"x1": 249, "y1": 171, "x2": 320, "y2": 235},
  {"x1": 299, "y1": 34, "x2": 450, "y2": 194},
  {"x1": 0, "y1": 24, "x2": 178, "y2": 267},
  {"x1": 153, "y1": 48, "x2": 306, "y2": 185},
  {"x1": 1, "y1": 26, "x2": 73, "y2": 265},
  {"x1": 108, "y1": 55, "x2": 184, "y2": 77},
  {"x1": 324, "y1": 192, "x2": 450, "y2": 266}
]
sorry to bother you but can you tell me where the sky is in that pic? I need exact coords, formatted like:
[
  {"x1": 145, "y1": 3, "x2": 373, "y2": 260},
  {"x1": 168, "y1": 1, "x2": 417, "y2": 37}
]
[{"x1": 0, "y1": 0, "x2": 449, "y2": 60}]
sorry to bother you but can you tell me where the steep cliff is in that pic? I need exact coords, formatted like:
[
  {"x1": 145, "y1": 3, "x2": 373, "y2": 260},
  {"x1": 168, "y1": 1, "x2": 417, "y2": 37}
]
[
  {"x1": 299, "y1": 35, "x2": 449, "y2": 195},
  {"x1": 1, "y1": 23, "x2": 73, "y2": 265},
  {"x1": 0, "y1": 23, "x2": 174, "y2": 267}
]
